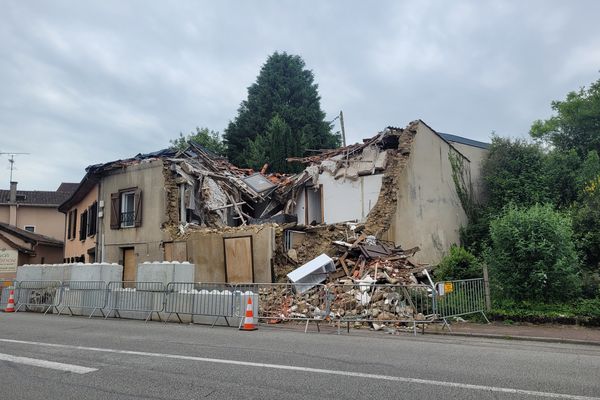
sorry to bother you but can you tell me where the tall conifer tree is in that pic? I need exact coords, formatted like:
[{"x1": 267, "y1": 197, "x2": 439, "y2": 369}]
[{"x1": 224, "y1": 52, "x2": 340, "y2": 171}]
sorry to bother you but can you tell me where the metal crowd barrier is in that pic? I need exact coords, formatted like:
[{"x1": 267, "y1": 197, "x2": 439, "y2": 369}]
[
  {"x1": 234, "y1": 283, "x2": 330, "y2": 332},
  {"x1": 57, "y1": 281, "x2": 108, "y2": 318},
  {"x1": 434, "y1": 278, "x2": 489, "y2": 326},
  {"x1": 105, "y1": 281, "x2": 165, "y2": 322},
  {"x1": 0, "y1": 279, "x2": 14, "y2": 309},
  {"x1": 14, "y1": 280, "x2": 62, "y2": 314},
  {"x1": 3, "y1": 278, "x2": 489, "y2": 334},
  {"x1": 327, "y1": 283, "x2": 436, "y2": 334},
  {"x1": 164, "y1": 282, "x2": 236, "y2": 326}
]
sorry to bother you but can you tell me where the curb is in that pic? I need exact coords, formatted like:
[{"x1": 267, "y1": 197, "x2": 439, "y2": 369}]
[{"x1": 426, "y1": 330, "x2": 600, "y2": 347}]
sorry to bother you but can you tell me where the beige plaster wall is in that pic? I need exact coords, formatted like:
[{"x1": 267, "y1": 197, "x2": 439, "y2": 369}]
[
  {"x1": 0, "y1": 206, "x2": 65, "y2": 240},
  {"x1": 99, "y1": 160, "x2": 170, "y2": 265},
  {"x1": 386, "y1": 122, "x2": 468, "y2": 265},
  {"x1": 0, "y1": 206, "x2": 9, "y2": 223},
  {"x1": 64, "y1": 185, "x2": 99, "y2": 262},
  {"x1": 186, "y1": 225, "x2": 274, "y2": 283}
]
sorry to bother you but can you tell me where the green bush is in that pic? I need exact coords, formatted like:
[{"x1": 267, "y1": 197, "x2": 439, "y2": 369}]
[
  {"x1": 486, "y1": 204, "x2": 581, "y2": 302},
  {"x1": 435, "y1": 245, "x2": 482, "y2": 281}
]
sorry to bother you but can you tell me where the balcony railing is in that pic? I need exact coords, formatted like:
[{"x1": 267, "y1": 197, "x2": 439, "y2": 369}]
[{"x1": 121, "y1": 211, "x2": 135, "y2": 227}]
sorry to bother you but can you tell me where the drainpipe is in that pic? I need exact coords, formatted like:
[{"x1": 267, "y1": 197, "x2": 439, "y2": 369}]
[{"x1": 9, "y1": 181, "x2": 17, "y2": 226}]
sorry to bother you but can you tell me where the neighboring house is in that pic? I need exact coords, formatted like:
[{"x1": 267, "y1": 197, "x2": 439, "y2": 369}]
[
  {"x1": 0, "y1": 181, "x2": 76, "y2": 241},
  {"x1": 58, "y1": 175, "x2": 100, "y2": 263},
  {"x1": 0, "y1": 222, "x2": 63, "y2": 279}
]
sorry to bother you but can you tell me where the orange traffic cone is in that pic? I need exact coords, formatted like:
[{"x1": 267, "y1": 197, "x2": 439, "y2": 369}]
[
  {"x1": 4, "y1": 289, "x2": 15, "y2": 313},
  {"x1": 240, "y1": 296, "x2": 257, "y2": 331}
]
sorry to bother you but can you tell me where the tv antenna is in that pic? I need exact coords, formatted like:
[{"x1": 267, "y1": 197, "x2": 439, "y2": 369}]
[{"x1": 0, "y1": 152, "x2": 30, "y2": 182}]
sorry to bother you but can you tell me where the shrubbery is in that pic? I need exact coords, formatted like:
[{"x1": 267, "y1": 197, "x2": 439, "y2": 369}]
[
  {"x1": 485, "y1": 204, "x2": 581, "y2": 302},
  {"x1": 435, "y1": 245, "x2": 481, "y2": 281}
]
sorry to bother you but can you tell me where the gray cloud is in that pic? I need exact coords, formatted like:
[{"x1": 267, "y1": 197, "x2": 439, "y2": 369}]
[{"x1": 1, "y1": 0, "x2": 599, "y2": 189}]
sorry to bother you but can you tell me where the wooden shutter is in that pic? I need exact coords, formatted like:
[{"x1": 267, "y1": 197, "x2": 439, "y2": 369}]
[
  {"x1": 67, "y1": 211, "x2": 72, "y2": 240},
  {"x1": 71, "y1": 209, "x2": 77, "y2": 239},
  {"x1": 134, "y1": 188, "x2": 143, "y2": 227},
  {"x1": 110, "y1": 193, "x2": 120, "y2": 229}
]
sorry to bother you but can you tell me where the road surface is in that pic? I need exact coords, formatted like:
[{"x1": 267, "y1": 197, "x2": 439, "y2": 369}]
[{"x1": 1, "y1": 312, "x2": 599, "y2": 399}]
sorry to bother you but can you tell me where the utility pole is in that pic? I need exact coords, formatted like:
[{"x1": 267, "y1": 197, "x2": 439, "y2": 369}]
[
  {"x1": 339, "y1": 110, "x2": 347, "y2": 147},
  {"x1": 0, "y1": 152, "x2": 30, "y2": 183}
]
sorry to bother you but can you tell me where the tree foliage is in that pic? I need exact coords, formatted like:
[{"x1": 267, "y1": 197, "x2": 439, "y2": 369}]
[
  {"x1": 224, "y1": 52, "x2": 340, "y2": 171},
  {"x1": 170, "y1": 127, "x2": 226, "y2": 156},
  {"x1": 530, "y1": 77, "x2": 600, "y2": 157},
  {"x1": 481, "y1": 136, "x2": 550, "y2": 213},
  {"x1": 572, "y1": 171, "x2": 600, "y2": 273},
  {"x1": 486, "y1": 205, "x2": 580, "y2": 302},
  {"x1": 244, "y1": 114, "x2": 303, "y2": 173}
]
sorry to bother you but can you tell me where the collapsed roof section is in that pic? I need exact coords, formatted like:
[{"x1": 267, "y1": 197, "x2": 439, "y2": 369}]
[
  {"x1": 66, "y1": 122, "x2": 419, "y2": 234},
  {"x1": 164, "y1": 142, "x2": 297, "y2": 229}
]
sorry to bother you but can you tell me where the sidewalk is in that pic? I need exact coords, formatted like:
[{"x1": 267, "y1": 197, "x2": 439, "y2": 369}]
[{"x1": 428, "y1": 321, "x2": 600, "y2": 346}]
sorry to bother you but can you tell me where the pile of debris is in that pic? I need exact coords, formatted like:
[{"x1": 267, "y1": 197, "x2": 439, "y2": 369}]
[
  {"x1": 258, "y1": 229, "x2": 434, "y2": 328},
  {"x1": 326, "y1": 233, "x2": 425, "y2": 286}
]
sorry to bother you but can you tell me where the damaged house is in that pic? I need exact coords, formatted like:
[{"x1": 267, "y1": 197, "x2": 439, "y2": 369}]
[
  {"x1": 60, "y1": 119, "x2": 487, "y2": 284},
  {"x1": 283, "y1": 120, "x2": 487, "y2": 265}
]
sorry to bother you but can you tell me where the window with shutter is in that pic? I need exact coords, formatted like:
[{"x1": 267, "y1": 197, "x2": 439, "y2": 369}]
[
  {"x1": 110, "y1": 193, "x2": 120, "y2": 229},
  {"x1": 110, "y1": 188, "x2": 142, "y2": 229},
  {"x1": 134, "y1": 188, "x2": 142, "y2": 227},
  {"x1": 120, "y1": 191, "x2": 135, "y2": 228},
  {"x1": 67, "y1": 211, "x2": 72, "y2": 240},
  {"x1": 79, "y1": 210, "x2": 88, "y2": 241},
  {"x1": 71, "y1": 209, "x2": 77, "y2": 239},
  {"x1": 88, "y1": 202, "x2": 97, "y2": 236}
]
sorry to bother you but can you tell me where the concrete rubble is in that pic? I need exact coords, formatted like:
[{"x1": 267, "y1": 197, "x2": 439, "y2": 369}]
[{"x1": 263, "y1": 229, "x2": 434, "y2": 329}]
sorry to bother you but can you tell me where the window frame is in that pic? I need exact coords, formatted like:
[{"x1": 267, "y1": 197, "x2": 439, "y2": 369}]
[{"x1": 120, "y1": 190, "x2": 136, "y2": 228}]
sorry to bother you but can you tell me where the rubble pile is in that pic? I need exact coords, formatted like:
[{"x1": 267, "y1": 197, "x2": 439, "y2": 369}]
[{"x1": 262, "y1": 231, "x2": 434, "y2": 328}]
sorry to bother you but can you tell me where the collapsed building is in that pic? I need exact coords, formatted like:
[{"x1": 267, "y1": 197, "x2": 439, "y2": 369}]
[{"x1": 58, "y1": 120, "x2": 488, "y2": 285}]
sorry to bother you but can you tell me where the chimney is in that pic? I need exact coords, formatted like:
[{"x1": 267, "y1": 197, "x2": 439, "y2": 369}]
[
  {"x1": 9, "y1": 181, "x2": 17, "y2": 203},
  {"x1": 9, "y1": 181, "x2": 17, "y2": 225}
]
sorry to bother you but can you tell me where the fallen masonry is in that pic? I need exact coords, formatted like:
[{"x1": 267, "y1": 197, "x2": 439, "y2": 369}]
[{"x1": 259, "y1": 229, "x2": 435, "y2": 331}]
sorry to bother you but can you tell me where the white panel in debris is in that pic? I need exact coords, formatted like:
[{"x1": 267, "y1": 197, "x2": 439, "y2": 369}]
[{"x1": 287, "y1": 254, "x2": 335, "y2": 293}]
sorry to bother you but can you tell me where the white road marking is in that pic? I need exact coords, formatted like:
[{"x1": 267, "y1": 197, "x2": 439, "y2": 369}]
[
  {"x1": 0, "y1": 352, "x2": 97, "y2": 374},
  {"x1": 0, "y1": 338, "x2": 597, "y2": 399}
]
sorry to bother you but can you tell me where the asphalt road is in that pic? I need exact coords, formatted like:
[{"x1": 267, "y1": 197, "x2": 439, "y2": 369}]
[{"x1": 1, "y1": 312, "x2": 599, "y2": 400}]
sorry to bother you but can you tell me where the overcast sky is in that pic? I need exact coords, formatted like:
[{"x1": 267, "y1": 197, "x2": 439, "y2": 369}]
[{"x1": 1, "y1": 1, "x2": 600, "y2": 190}]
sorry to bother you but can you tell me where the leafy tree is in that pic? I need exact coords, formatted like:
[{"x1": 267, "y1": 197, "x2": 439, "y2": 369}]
[
  {"x1": 530, "y1": 77, "x2": 600, "y2": 157},
  {"x1": 481, "y1": 136, "x2": 550, "y2": 213},
  {"x1": 435, "y1": 245, "x2": 482, "y2": 281},
  {"x1": 542, "y1": 149, "x2": 581, "y2": 208},
  {"x1": 224, "y1": 52, "x2": 340, "y2": 168},
  {"x1": 576, "y1": 150, "x2": 600, "y2": 191},
  {"x1": 486, "y1": 204, "x2": 580, "y2": 302},
  {"x1": 170, "y1": 127, "x2": 226, "y2": 156},
  {"x1": 572, "y1": 173, "x2": 600, "y2": 273}
]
